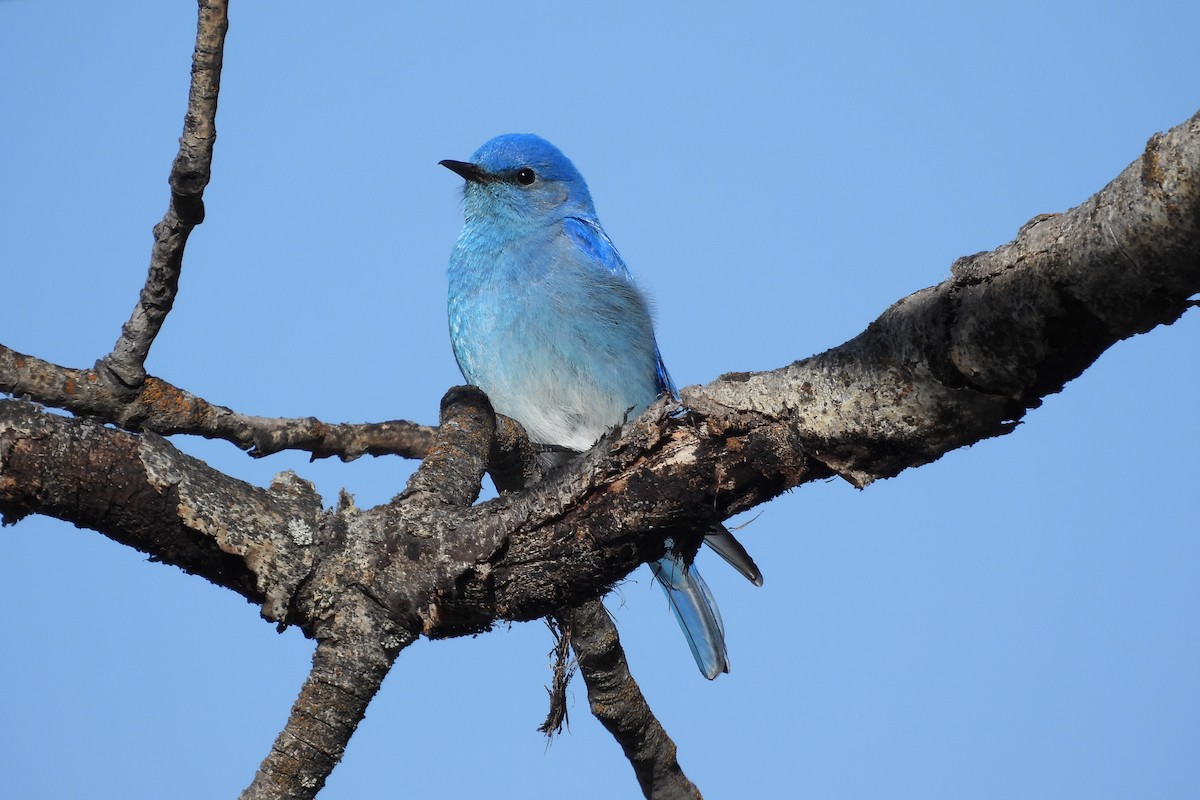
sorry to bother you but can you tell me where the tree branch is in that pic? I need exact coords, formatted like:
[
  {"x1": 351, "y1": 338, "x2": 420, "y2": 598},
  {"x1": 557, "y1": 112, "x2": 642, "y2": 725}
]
[
  {"x1": 0, "y1": 346, "x2": 435, "y2": 460},
  {"x1": 1, "y1": 0, "x2": 1197, "y2": 794},
  {"x1": 0, "y1": 0, "x2": 432, "y2": 464},
  {"x1": 0, "y1": 398, "x2": 324, "y2": 624},
  {"x1": 563, "y1": 600, "x2": 702, "y2": 800},
  {"x1": 100, "y1": 0, "x2": 229, "y2": 392},
  {"x1": 11, "y1": 110, "x2": 1192, "y2": 623},
  {"x1": 685, "y1": 112, "x2": 1200, "y2": 489},
  {"x1": 4, "y1": 98, "x2": 1199, "y2": 631},
  {"x1": 239, "y1": 633, "x2": 412, "y2": 800},
  {"x1": 237, "y1": 386, "x2": 497, "y2": 799},
  {"x1": 487, "y1": 403, "x2": 698, "y2": 797}
]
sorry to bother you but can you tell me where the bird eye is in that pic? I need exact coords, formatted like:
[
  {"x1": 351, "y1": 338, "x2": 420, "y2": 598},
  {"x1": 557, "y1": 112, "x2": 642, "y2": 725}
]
[{"x1": 515, "y1": 168, "x2": 536, "y2": 186}]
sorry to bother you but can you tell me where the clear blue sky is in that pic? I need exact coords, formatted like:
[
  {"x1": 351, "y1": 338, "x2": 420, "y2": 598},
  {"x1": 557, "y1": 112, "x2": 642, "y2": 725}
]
[{"x1": 2, "y1": 3, "x2": 1197, "y2": 798}]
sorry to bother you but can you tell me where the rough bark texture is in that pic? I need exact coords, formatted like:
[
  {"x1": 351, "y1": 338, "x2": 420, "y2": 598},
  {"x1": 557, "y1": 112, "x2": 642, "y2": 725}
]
[
  {"x1": 238, "y1": 636, "x2": 408, "y2": 800},
  {"x1": 0, "y1": 346, "x2": 435, "y2": 460},
  {"x1": 564, "y1": 600, "x2": 702, "y2": 800},
  {"x1": 1, "y1": 2, "x2": 1198, "y2": 798},
  {"x1": 101, "y1": 0, "x2": 226, "y2": 392},
  {"x1": 490, "y1": 413, "x2": 700, "y2": 796},
  {"x1": 690, "y1": 122, "x2": 1199, "y2": 488}
]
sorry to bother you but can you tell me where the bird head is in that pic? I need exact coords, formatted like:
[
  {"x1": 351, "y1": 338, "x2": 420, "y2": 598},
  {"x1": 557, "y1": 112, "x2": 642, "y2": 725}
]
[{"x1": 441, "y1": 134, "x2": 597, "y2": 227}]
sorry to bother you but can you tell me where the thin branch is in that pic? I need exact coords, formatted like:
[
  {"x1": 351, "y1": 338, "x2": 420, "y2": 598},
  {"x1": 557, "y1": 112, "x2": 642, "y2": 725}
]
[
  {"x1": 99, "y1": 0, "x2": 228, "y2": 391},
  {"x1": 0, "y1": 0, "x2": 437, "y2": 465},
  {"x1": 0, "y1": 345, "x2": 435, "y2": 460},
  {"x1": 563, "y1": 600, "x2": 701, "y2": 800}
]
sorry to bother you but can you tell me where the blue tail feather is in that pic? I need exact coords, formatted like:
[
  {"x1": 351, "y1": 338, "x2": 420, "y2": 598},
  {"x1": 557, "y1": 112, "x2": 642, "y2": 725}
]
[{"x1": 649, "y1": 550, "x2": 729, "y2": 680}]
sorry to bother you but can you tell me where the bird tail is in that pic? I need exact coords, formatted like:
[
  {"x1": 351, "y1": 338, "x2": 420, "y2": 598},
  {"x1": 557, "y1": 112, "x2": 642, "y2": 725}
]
[
  {"x1": 649, "y1": 550, "x2": 730, "y2": 680},
  {"x1": 703, "y1": 524, "x2": 764, "y2": 587}
]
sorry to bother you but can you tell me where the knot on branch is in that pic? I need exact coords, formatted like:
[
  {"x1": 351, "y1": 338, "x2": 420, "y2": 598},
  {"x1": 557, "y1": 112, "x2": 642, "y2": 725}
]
[{"x1": 169, "y1": 190, "x2": 206, "y2": 225}]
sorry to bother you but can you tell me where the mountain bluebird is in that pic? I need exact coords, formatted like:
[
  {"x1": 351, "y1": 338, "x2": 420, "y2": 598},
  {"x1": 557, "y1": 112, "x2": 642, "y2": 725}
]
[{"x1": 442, "y1": 133, "x2": 761, "y2": 679}]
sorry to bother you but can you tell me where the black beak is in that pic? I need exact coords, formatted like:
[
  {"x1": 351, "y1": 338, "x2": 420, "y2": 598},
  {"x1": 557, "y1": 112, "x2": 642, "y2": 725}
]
[{"x1": 439, "y1": 159, "x2": 491, "y2": 184}]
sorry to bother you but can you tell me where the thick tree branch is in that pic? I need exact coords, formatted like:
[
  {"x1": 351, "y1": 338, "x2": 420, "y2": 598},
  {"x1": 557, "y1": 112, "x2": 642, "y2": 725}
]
[
  {"x1": 0, "y1": 398, "x2": 324, "y2": 624},
  {"x1": 237, "y1": 386, "x2": 497, "y2": 799},
  {"x1": 100, "y1": 0, "x2": 228, "y2": 392},
  {"x1": 5, "y1": 95, "x2": 1199, "y2": 632},
  {"x1": 686, "y1": 112, "x2": 1200, "y2": 489},
  {"x1": 3, "y1": 399, "x2": 702, "y2": 799},
  {"x1": 9, "y1": 114, "x2": 1193, "y2": 622},
  {"x1": 239, "y1": 632, "x2": 412, "y2": 800},
  {"x1": 0, "y1": 285, "x2": 722, "y2": 653}
]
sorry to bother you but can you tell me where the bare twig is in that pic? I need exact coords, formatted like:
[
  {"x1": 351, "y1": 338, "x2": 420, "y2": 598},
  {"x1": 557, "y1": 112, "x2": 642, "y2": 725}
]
[
  {"x1": 564, "y1": 600, "x2": 702, "y2": 800},
  {"x1": 100, "y1": 0, "x2": 228, "y2": 391},
  {"x1": 0, "y1": 345, "x2": 435, "y2": 460},
  {"x1": 0, "y1": 0, "x2": 436, "y2": 466},
  {"x1": 0, "y1": 0, "x2": 443, "y2": 467}
]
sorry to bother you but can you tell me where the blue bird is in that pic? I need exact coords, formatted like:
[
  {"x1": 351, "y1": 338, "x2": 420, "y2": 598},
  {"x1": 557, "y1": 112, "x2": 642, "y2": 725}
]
[{"x1": 442, "y1": 134, "x2": 762, "y2": 679}]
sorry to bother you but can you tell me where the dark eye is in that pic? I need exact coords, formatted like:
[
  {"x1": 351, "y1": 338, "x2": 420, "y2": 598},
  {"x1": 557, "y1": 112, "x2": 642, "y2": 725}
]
[{"x1": 515, "y1": 168, "x2": 536, "y2": 186}]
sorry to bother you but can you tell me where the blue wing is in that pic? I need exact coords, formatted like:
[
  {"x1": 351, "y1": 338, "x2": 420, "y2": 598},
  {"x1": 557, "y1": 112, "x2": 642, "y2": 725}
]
[
  {"x1": 563, "y1": 216, "x2": 675, "y2": 395},
  {"x1": 564, "y1": 216, "x2": 757, "y2": 678},
  {"x1": 562, "y1": 215, "x2": 630, "y2": 279}
]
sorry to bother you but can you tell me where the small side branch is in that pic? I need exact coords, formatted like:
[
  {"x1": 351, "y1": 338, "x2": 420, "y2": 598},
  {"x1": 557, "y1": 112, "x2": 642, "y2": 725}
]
[
  {"x1": 100, "y1": 0, "x2": 229, "y2": 390},
  {"x1": 0, "y1": 346, "x2": 435, "y2": 460},
  {"x1": 399, "y1": 385, "x2": 494, "y2": 506},
  {"x1": 0, "y1": 1, "x2": 438, "y2": 467},
  {"x1": 564, "y1": 600, "x2": 701, "y2": 800}
]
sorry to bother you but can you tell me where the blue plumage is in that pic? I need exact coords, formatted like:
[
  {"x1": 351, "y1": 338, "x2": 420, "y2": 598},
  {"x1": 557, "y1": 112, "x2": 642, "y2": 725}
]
[{"x1": 442, "y1": 134, "x2": 760, "y2": 678}]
